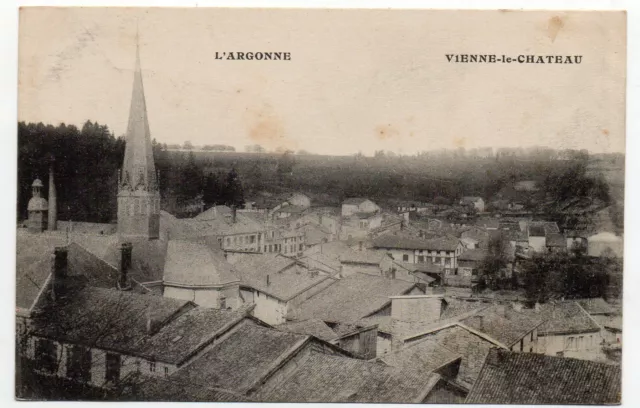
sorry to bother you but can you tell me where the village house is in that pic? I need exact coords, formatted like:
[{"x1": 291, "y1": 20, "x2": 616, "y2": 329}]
[
  {"x1": 341, "y1": 198, "x2": 380, "y2": 217},
  {"x1": 523, "y1": 301, "x2": 606, "y2": 362},
  {"x1": 465, "y1": 349, "x2": 621, "y2": 405},
  {"x1": 371, "y1": 233, "x2": 463, "y2": 273},
  {"x1": 233, "y1": 253, "x2": 337, "y2": 325},
  {"x1": 526, "y1": 221, "x2": 561, "y2": 253},
  {"x1": 161, "y1": 240, "x2": 242, "y2": 309}
]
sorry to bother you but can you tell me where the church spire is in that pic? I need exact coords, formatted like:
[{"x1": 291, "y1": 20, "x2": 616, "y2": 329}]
[
  {"x1": 120, "y1": 28, "x2": 157, "y2": 192},
  {"x1": 117, "y1": 29, "x2": 160, "y2": 240}
]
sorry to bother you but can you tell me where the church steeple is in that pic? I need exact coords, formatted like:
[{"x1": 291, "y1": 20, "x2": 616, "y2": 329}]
[
  {"x1": 117, "y1": 30, "x2": 160, "y2": 240},
  {"x1": 120, "y1": 28, "x2": 157, "y2": 193}
]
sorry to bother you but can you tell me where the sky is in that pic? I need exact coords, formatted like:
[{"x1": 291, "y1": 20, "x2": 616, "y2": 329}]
[{"x1": 18, "y1": 8, "x2": 626, "y2": 156}]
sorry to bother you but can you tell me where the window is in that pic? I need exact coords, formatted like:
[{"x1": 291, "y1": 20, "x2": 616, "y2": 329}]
[
  {"x1": 417, "y1": 256, "x2": 424, "y2": 263},
  {"x1": 164, "y1": 367, "x2": 169, "y2": 378},
  {"x1": 566, "y1": 337, "x2": 575, "y2": 351},
  {"x1": 250, "y1": 235, "x2": 256, "y2": 244},
  {"x1": 35, "y1": 339, "x2": 58, "y2": 374},
  {"x1": 529, "y1": 347, "x2": 533, "y2": 353},
  {"x1": 284, "y1": 246, "x2": 288, "y2": 254},
  {"x1": 264, "y1": 245, "x2": 267, "y2": 252},
  {"x1": 578, "y1": 336, "x2": 584, "y2": 350},
  {"x1": 269, "y1": 245, "x2": 273, "y2": 252},
  {"x1": 299, "y1": 243, "x2": 303, "y2": 251},
  {"x1": 402, "y1": 254, "x2": 409, "y2": 262},
  {"x1": 531, "y1": 332, "x2": 534, "y2": 342},
  {"x1": 67, "y1": 345, "x2": 92, "y2": 383},
  {"x1": 226, "y1": 238, "x2": 231, "y2": 246},
  {"x1": 149, "y1": 361, "x2": 156, "y2": 372},
  {"x1": 105, "y1": 353, "x2": 121, "y2": 384},
  {"x1": 520, "y1": 339, "x2": 524, "y2": 352}
]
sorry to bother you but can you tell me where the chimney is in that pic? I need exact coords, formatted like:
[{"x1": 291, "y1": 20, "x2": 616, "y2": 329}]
[
  {"x1": 118, "y1": 242, "x2": 133, "y2": 290},
  {"x1": 47, "y1": 160, "x2": 57, "y2": 231},
  {"x1": 495, "y1": 304, "x2": 507, "y2": 318},
  {"x1": 266, "y1": 274, "x2": 270, "y2": 286},
  {"x1": 51, "y1": 247, "x2": 68, "y2": 301},
  {"x1": 146, "y1": 308, "x2": 162, "y2": 335}
]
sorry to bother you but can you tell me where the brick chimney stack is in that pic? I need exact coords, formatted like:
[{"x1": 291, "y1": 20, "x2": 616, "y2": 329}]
[
  {"x1": 51, "y1": 247, "x2": 68, "y2": 301},
  {"x1": 118, "y1": 242, "x2": 133, "y2": 290}
]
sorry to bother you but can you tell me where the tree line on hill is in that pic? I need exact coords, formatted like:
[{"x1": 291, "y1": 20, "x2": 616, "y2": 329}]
[{"x1": 18, "y1": 121, "x2": 619, "y2": 227}]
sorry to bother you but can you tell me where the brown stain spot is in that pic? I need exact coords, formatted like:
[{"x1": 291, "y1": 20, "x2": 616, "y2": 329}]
[
  {"x1": 376, "y1": 124, "x2": 399, "y2": 141},
  {"x1": 548, "y1": 16, "x2": 565, "y2": 43},
  {"x1": 602, "y1": 129, "x2": 610, "y2": 136},
  {"x1": 453, "y1": 137, "x2": 467, "y2": 148},
  {"x1": 247, "y1": 106, "x2": 297, "y2": 151}
]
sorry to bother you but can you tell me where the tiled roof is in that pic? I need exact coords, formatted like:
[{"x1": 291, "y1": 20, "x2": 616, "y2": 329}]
[
  {"x1": 339, "y1": 249, "x2": 386, "y2": 265},
  {"x1": 234, "y1": 254, "x2": 333, "y2": 301},
  {"x1": 529, "y1": 301, "x2": 602, "y2": 336},
  {"x1": 16, "y1": 231, "x2": 71, "y2": 310},
  {"x1": 407, "y1": 325, "x2": 498, "y2": 389},
  {"x1": 576, "y1": 298, "x2": 616, "y2": 315},
  {"x1": 192, "y1": 205, "x2": 232, "y2": 221},
  {"x1": 465, "y1": 349, "x2": 621, "y2": 404},
  {"x1": 163, "y1": 240, "x2": 240, "y2": 287},
  {"x1": 375, "y1": 233, "x2": 460, "y2": 251},
  {"x1": 127, "y1": 374, "x2": 252, "y2": 402},
  {"x1": 171, "y1": 320, "x2": 308, "y2": 393},
  {"x1": 309, "y1": 241, "x2": 353, "y2": 260},
  {"x1": 275, "y1": 319, "x2": 338, "y2": 341},
  {"x1": 592, "y1": 315, "x2": 622, "y2": 331},
  {"x1": 184, "y1": 212, "x2": 264, "y2": 236},
  {"x1": 460, "y1": 305, "x2": 543, "y2": 347},
  {"x1": 136, "y1": 307, "x2": 251, "y2": 364},
  {"x1": 356, "y1": 315, "x2": 392, "y2": 334},
  {"x1": 294, "y1": 274, "x2": 416, "y2": 323},
  {"x1": 458, "y1": 248, "x2": 488, "y2": 262},
  {"x1": 263, "y1": 352, "x2": 432, "y2": 403},
  {"x1": 381, "y1": 337, "x2": 461, "y2": 376},
  {"x1": 32, "y1": 286, "x2": 193, "y2": 358}
]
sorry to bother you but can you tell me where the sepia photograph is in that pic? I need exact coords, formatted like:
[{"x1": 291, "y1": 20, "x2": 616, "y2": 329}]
[{"x1": 15, "y1": 7, "x2": 626, "y2": 404}]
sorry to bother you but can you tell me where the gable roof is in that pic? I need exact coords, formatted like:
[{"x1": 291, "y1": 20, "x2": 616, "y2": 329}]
[
  {"x1": 126, "y1": 374, "x2": 252, "y2": 402},
  {"x1": 576, "y1": 298, "x2": 616, "y2": 315},
  {"x1": 275, "y1": 319, "x2": 338, "y2": 342},
  {"x1": 136, "y1": 306, "x2": 252, "y2": 365},
  {"x1": 31, "y1": 286, "x2": 194, "y2": 358},
  {"x1": 234, "y1": 254, "x2": 334, "y2": 301},
  {"x1": 263, "y1": 352, "x2": 434, "y2": 403},
  {"x1": 530, "y1": 301, "x2": 602, "y2": 336},
  {"x1": 163, "y1": 240, "x2": 240, "y2": 287},
  {"x1": 465, "y1": 349, "x2": 621, "y2": 404},
  {"x1": 171, "y1": 319, "x2": 309, "y2": 394},
  {"x1": 460, "y1": 305, "x2": 544, "y2": 347},
  {"x1": 405, "y1": 325, "x2": 499, "y2": 390},
  {"x1": 372, "y1": 233, "x2": 459, "y2": 251},
  {"x1": 293, "y1": 274, "x2": 416, "y2": 323},
  {"x1": 381, "y1": 337, "x2": 462, "y2": 376}
]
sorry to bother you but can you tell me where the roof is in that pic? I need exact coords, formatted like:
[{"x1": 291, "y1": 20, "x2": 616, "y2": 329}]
[
  {"x1": 184, "y1": 211, "x2": 264, "y2": 236},
  {"x1": 530, "y1": 301, "x2": 602, "y2": 336},
  {"x1": 592, "y1": 315, "x2": 622, "y2": 331},
  {"x1": 294, "y1": 274, "x2": 416, "y2": 323},
  {"x1": 234, "y1": 254, "x2": 333, "y2": 301},
  {"x1": 276, "y1": 319, "x2": 338, "y2": 341},
  {"x1": 263, "y1": 352, "x2": 433, "y2": 403},
  {"x1": 163, "y1": 240, "x2": 239, "y2": 287},
  {"x1": 576, "y1": 298, "x2": 616, "y2": 315},
  {"x1": 310, "y1": 240, "x2": 353, "y2": 260},
  {"x1": 339, "y1": 249, "x2": 385, "y2": 265},
  {"x1": 136, "y1": 306, "x2": 251, "y2": 365},
  {"x1": 381, "y1": 337, "x2": 461, "y2": 376},
  {"x1": 301, "y1": 224, "x2": 332, "y2": 246},
  {"x1": 193, "y1": 205, "x2": 232, "y2": 221},
  {"x1": 275, "y1": 205, "x2": 307, "y2": 214},
  {"x1": 406, "y1": 325, "x2": 498, "y2": 389},
  {"x1": 126, "y1": 374, "x2": 252, "y2": 402},
  {"x1": 461, "y1": 196, "x2": 483, "y2": 203},
  {"x1": 528, "y1": 225, "x2": 546, "y2": 237},
  {"x1": 372, "y1": 233, "x2": 457, "y2": 251},
  {"x1": 475, "y1": 218, "x2": 500, "y2": 229},
  {"x1": 458, "y1": 248, "x2": 488, "y2": 262},
  {"x1": 393, "y1": 262, "x2": 439, "y2": 280},
  {"x1": 171, "y1": 319, "x2": 308, "y2": 393},
  {"x1": 31, "y1": 286, "x2": 193, "y2": 359},
  {"x1": 546, "y1": 233, "x2": 567, "y2": 247},
  {"x1": 465, "y1": 349, "x2": 621, "y2": 404},
  {"x1": 342, "y1": 197, "x2": 371, "y2": 205},
  {"x1": 460, "y1": 305, "x2": 543, "y2": 347}
]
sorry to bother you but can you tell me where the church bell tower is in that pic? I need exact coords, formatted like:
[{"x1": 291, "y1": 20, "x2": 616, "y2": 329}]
[{"x1": 117, "y1": 30, "x2": 160, "y2": 240}]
